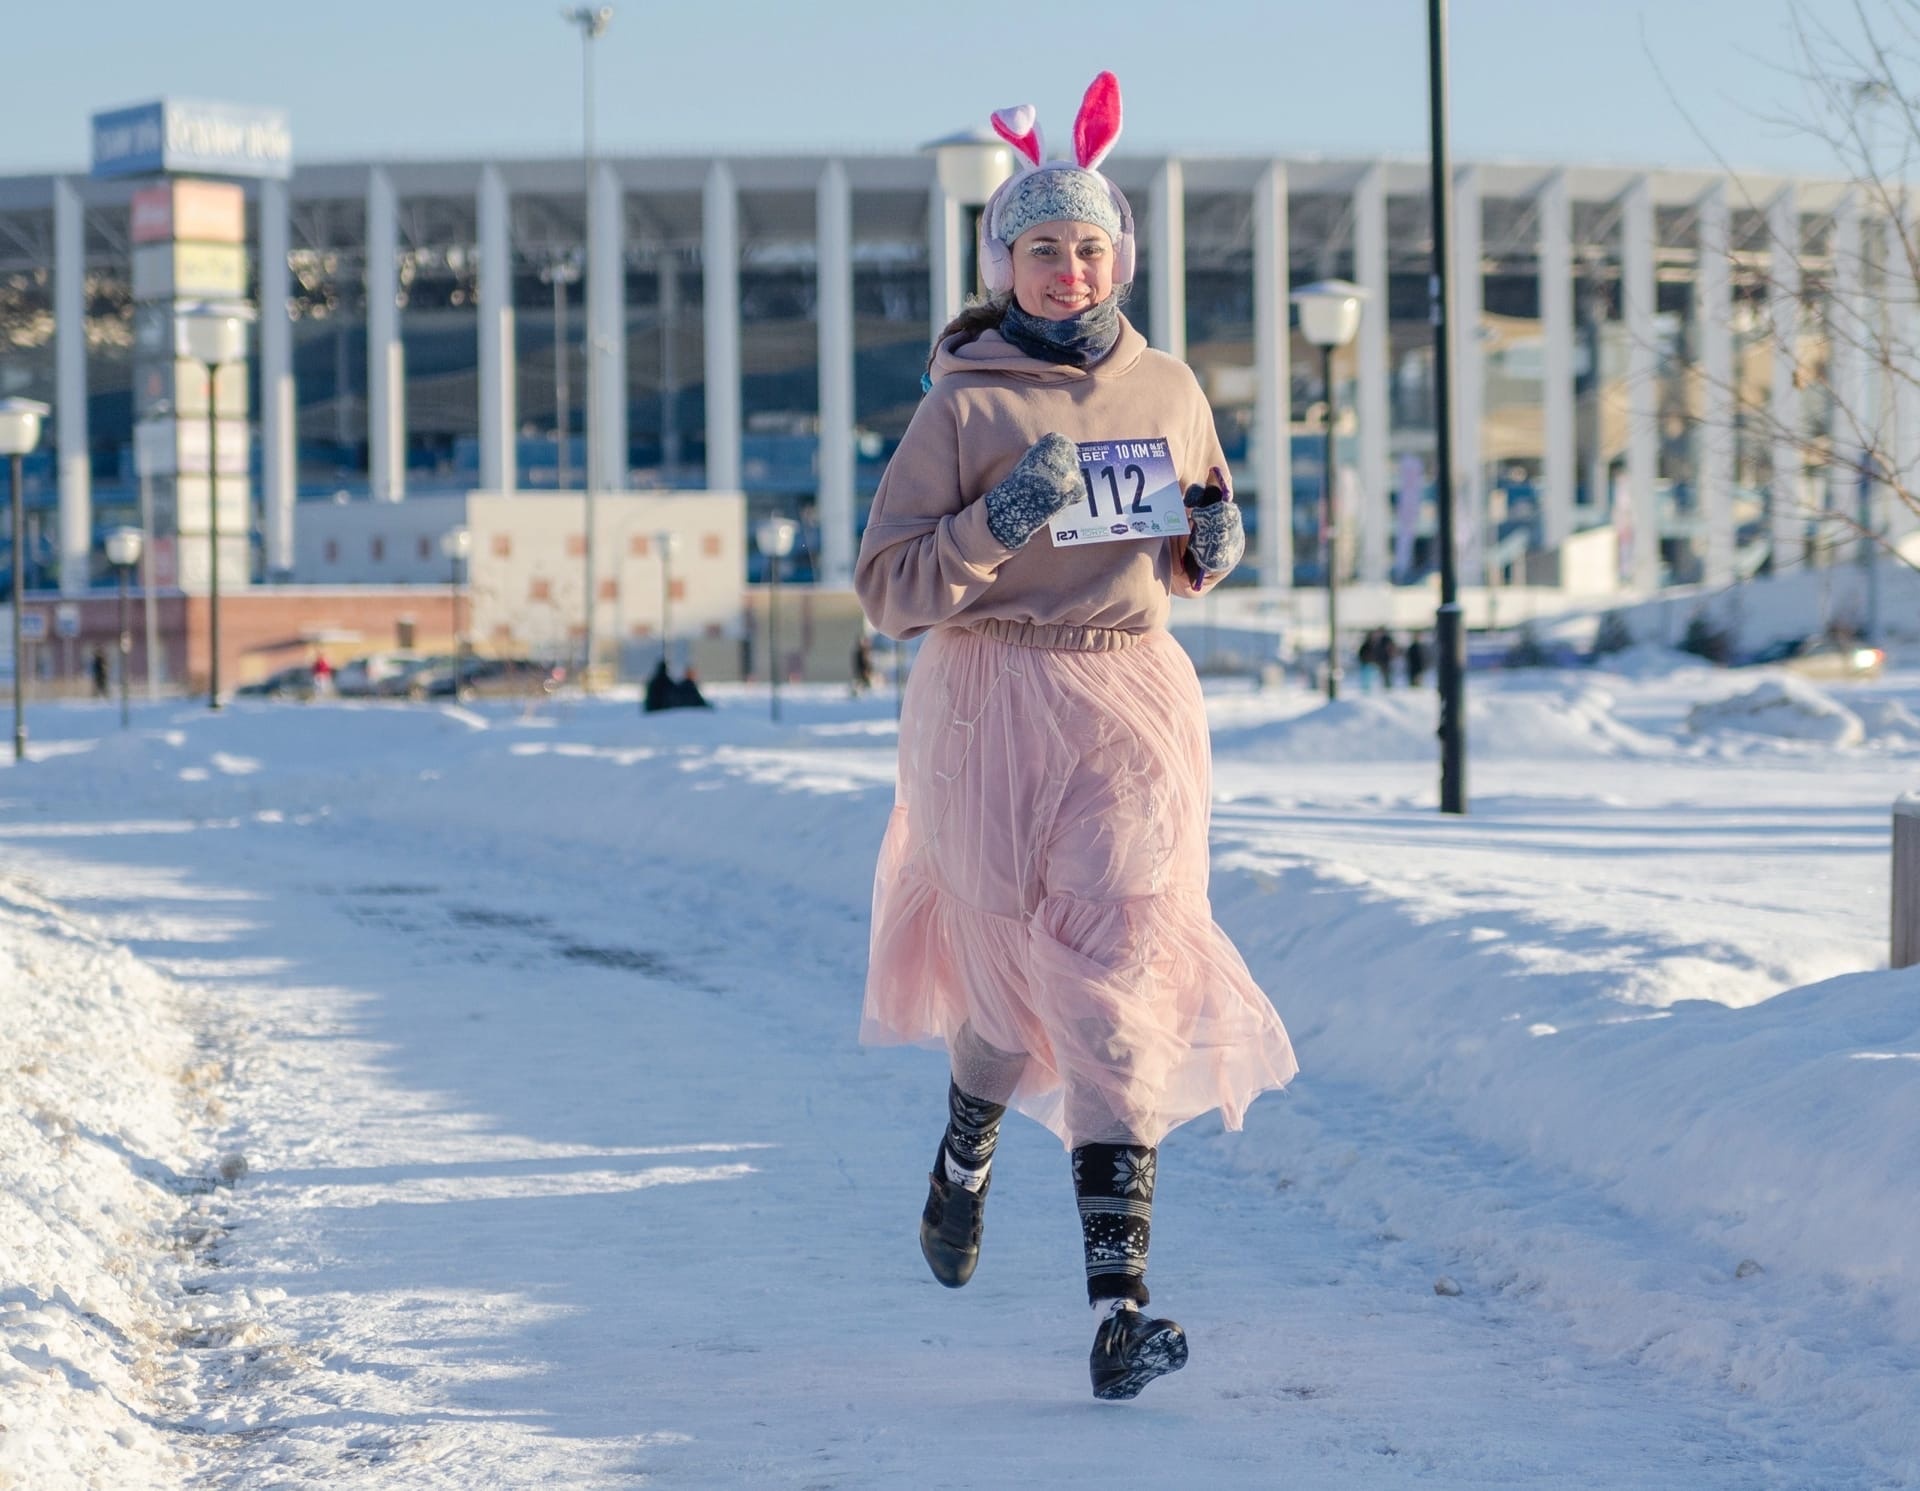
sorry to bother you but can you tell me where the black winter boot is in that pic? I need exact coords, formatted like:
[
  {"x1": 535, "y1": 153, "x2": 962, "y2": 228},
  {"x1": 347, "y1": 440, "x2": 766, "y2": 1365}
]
[
  {"x1": 1089, "y1": 1306, "x2": 1189, "y2": 1401},
  {"x1": 919, "y1": 1148, "x2": 990, "y2": 1287}
]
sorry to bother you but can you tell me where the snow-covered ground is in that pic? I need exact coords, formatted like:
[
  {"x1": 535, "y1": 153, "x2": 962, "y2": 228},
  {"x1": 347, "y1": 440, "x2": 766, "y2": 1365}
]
[{"x1": 4, "y1": 651, "x2": 1917, "y2": 1489}]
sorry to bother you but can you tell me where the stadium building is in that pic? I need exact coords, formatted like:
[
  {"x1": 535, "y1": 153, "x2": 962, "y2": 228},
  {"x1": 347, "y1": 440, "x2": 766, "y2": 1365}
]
[{"x1": 1, "y1": 98, "x2": 1914, "y2": 684}]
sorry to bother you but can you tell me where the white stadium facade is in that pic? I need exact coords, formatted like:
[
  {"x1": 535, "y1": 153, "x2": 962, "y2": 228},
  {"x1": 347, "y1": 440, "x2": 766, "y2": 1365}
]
[{"x1": 2, "y1": 104, "x2": 1914, "y2": 634}]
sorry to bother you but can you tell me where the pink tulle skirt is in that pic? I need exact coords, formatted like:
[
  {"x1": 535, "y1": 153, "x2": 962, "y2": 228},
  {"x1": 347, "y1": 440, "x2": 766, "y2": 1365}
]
[{"x1": 862, "y1": 623, "x2": 1297, "y2": 1148}]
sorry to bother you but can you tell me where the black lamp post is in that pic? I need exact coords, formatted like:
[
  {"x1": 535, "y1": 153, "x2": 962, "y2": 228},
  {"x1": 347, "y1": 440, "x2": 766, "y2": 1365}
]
[
  {"x1": 105, "y1": 526, "x2": 143, "y2": 729},
  {"x1": 175, "y1": 301, "x2": 255, "y2": 713},
  {"x1": 756, "y1": 516, "x2": 798, "y2": 722},
  {"x1": 564, "y1": 5, "x2": 613, "y2": 688},
  {"x1": 441, "y1": 525, "x2": 472, "y2": 698},
  {"x1": 1428, "y1": 0, "x2": 1468, "y2": 814},
  {"x1": 654, "y1": 529, "x2": 679, "y2": 673},
  {"x1": 1291, "y1": 281, "x2": 1368, "y2": 702},
  {"x1": 1, "y1": 397, "x2": 49, "y2": 762}
]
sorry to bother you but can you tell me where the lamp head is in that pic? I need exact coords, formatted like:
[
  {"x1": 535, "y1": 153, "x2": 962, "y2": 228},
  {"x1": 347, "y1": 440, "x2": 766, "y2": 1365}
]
[
  {"x1": 755, "y1": 517, "x2": 799, "y2": 558},
  {"x1": 0, "y1": 397, "x2": 50, "y2": 457},
  {"x1": 1291, "y1": 279, "x2": 1369, "y2": 349},
  {"x1": 175, "y1": 301, "x2": 257, "y2": 368},
  {"x1": 105, "y1": 526, "x2": 144, "y2": 568}
]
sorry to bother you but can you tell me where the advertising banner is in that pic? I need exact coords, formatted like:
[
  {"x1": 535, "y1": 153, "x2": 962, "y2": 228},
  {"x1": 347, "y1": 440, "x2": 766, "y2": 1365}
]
[
  {"x1": 171, "y1": 536, "x2": 252, "y2": 594},
  {"x1": 130, "y1": 180, "x2": 246, "y2": 245},
  {"x1": 135, "y1": 419, "x2": 249, "y2": 477},
  {"x1": 131, "y1": 242, "x2": 248, "y2": 301},
  {"x1": 173, "y1": 475, "x2": 251, "y2": 536},
  {"x1": 134, "y1": 362, "x2": 245, "y2": 422},
  {"x1": 93, "y1": 100, "x2": 291, "y2": 181}
]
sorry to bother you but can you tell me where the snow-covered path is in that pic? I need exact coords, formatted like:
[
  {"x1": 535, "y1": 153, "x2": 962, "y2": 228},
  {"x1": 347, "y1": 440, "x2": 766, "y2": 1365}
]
[{"x1": 4, "y1": 672, "x2": 1917, "y2": 1488}]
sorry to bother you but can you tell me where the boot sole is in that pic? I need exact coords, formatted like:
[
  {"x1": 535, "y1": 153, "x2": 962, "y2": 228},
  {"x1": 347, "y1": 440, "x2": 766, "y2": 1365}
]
[{"x1": 1092, "y1": 1322, "x2": 1189, "y2": 1401}]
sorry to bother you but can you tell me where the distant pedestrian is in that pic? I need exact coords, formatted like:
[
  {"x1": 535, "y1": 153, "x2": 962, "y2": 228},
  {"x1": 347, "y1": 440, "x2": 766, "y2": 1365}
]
[
  {"x1": 89, "y1": 647, "x2": 109, "y2": 699},
  {"x1": 1377, "y1": 631, "x2": 1400, "y2": 691},
  {"x1": 1404, "y1": 634, "x2": 1429, "y2": 689},
  {"x1": 312, "y1": 652, "x2": 334, "y2": 696},
  {"x1": 851, "y1": 633, "x2": 877, "y2": 696},
  {"x1": 643, "y1": 657, "x2": 675, "y2": 713},
  {"x1": 670, "y1": 667, "x2": 712, "y2": 710},
  {"x1": 1357, "y1": 628, "x2": 1386, "y2": 693}
]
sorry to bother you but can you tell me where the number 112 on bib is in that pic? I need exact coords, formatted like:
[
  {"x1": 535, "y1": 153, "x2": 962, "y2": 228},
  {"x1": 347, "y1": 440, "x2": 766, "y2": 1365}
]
[{"x1": 1049, "y1": 437, "x2": 1188, "y2": 548}]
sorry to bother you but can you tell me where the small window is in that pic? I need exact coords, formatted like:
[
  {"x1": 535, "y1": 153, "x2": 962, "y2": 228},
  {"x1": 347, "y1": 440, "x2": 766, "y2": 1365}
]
[
  {"x1": 630, "y1": 534, "x2": 649, "y2": 557},
  {"x1": 630, "y1": 622, "x2": 652, "y2": 637},
  {"x1": 598, "y1": 578, "x2": 618, "y2": 601},
  {"x1": 669, "y1": 578, "x2": 687, "y2": 602},
  {"x1": 529, "y1": 577, "x2": 552, "y2": 602},
  {"x1": 371, "y1": 537, "x2": 385, "y2": 562},
  {"x1": 324, "y1": 539, "x2": 339, "y2": 563},
  {"x1": 703, "y1": 622, "x2": 723, "y2": 639},
  {"x1": 566, "y1": 534, "x2": 586, "y2": 558},
  {"x1": 491, "y1": 623, "x2": 514, "y2": 642},
  {"x1": 416, "y1": 536, "x2": 431, "y2": 560},
  {"x1": 701, "y1": 533, "x2": 722, "y2": 558},
  {"x1": 492, "y1": 533, "x2": 512, "y2": 558}
]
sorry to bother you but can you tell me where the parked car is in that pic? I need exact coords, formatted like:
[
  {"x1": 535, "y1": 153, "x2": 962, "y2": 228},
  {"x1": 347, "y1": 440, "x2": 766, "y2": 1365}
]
[
  {"x1": 333, "y1": 652, "x2": 428, "y2": 698},
  {"x1": 372, "y1": 654, "x2": 455, "y2": 699},
  {"x1": 1737, "y1": 634, "x2": 1885, "y2": 681},
  {"x1": 421, "y1": 656, "x2": 566, "y2": 699},
  {"x1": 235, "y1": 664, "x2": 316, "y2": 700}
]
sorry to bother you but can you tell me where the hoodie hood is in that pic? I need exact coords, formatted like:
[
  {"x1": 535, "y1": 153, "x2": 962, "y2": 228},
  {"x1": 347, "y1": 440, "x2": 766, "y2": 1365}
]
[{"x1": 930, "y1": 314, "x2": 1149, "y2": 387}]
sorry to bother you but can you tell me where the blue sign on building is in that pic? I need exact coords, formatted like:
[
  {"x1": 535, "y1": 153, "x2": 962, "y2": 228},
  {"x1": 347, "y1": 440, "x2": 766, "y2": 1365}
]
[
  {"x1": 90, "y1": 102, "x2": 167, "y2": 179},
  {"x1": 91, "y1": 99, "x2": 292, "y2": 180}
]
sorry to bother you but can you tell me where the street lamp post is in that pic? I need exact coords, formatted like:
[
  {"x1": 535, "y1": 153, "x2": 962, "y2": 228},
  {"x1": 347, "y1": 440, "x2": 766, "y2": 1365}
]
[
  {"x1": 1292, "y1": 280, "x2": 1369, "y2": 702},
  {"x1": 564, "y1": 5, "x2": 613, "y2": 688},
  {"x1": 654, "y1": 530, "x2": 679, "y2": 672},
  {"x1": 1, "y1": 397, "x2": 49, "y2": 763},
  {"x1": 175, "y1": 301, "x2": 256, "y2": 712},
  {"x1": 105, "y1": 527, "x2": 142, "y2": 729},
  {"x1": 441, "y1": 525, "x2": 472, "y2": 698},
  {"x1": 1428, "y1": 0, "x2": 1468, "y2": 814},
  {"x1": 134, "y1": 400, "x2": 170, "y2": 700},
  {"x1": 540, "y1": 255, "x2": 581, "y2": 491},
  {"x1": 756, "y1": 516, "x2": 799, "y2": 722}
]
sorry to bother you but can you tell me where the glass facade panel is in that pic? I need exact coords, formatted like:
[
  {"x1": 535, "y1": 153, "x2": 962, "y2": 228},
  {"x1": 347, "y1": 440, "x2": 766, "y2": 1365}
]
[
  {"x1": 510, "y1": 190, "x2": 585, "y2": 490},
  {"x1": 1183, "y1": 190, "x2": 1258, "y2": 564},
  {"x1": 0, "y1": 208, "x2": 59, "y2": 590},
  {"x1": 1729, "y1": 203, "x2": 1774, "y2": 573},
  {"x1": 1656, "y1": 205, "x2": 1701, "y2": 583},
  {"x1": 851, "y1": 189, "x2": 931, "y2": 535},
  {"x1": 397, "y1": 194, "x2": 479, "y2": 493},
  {"x1": 1572, "y1": 198, "x2": 1624, "y2": 545},
  {"x1": 287, "y1": 194, "x2": 368, "y2": 496},
  {"x1": 625, "y1": 233, "x2": 705, "y2": 491}
]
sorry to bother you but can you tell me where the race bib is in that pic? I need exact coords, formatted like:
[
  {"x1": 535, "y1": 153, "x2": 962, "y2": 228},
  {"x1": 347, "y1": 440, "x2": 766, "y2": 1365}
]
[{"x1": 1048, "y1": 437, "x2": 1188, "y2": 548}]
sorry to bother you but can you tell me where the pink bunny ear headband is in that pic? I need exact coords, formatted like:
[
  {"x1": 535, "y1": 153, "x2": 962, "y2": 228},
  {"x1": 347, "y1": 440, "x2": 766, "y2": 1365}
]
[{"x1": 979, "y1": 71, "x2": 1135, "y2": 294}]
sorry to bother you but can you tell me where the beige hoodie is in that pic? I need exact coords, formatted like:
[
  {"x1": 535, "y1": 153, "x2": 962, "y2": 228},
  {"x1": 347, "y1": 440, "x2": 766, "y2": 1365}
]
[{"x1": 853, "y1": 316, "x2": 1232, "y2": 645}]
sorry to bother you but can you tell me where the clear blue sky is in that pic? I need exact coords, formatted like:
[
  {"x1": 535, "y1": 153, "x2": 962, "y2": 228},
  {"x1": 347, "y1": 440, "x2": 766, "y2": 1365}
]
[{"x1": 0, "y1": 0, "x2": 1849, "y2": 177}]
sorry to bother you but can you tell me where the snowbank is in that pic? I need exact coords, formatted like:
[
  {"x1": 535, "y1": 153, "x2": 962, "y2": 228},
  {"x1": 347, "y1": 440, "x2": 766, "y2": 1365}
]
[
  {"x1": 1687, "y1": 677, "x2": 1866, "y2": 746},
  {"x1": 1209, "y1": 684, "x2": 1662, "y2": 763},
  {"x1": 1212, "y1": 853, "x2": 1920, "y2": 1318},
  {"x1": 1856, "y1": 697, "x2": 1920, "y2": 744},
  {"x1": 1590, "y1": 643, "x2": 1710, "y2": 680},
  {"x1": 0, "y1": 887, "x2": 219, "y2": 1491}
]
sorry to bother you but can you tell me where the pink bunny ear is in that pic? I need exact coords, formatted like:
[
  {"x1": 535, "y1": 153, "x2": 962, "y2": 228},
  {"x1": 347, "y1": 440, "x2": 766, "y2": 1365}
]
[
  {"x1": 991, "y1": 106, "x2": 1044, "y2": 169},
  {"x1": 1072, "y1": 71, "x2": 1122, "y2": 170}
]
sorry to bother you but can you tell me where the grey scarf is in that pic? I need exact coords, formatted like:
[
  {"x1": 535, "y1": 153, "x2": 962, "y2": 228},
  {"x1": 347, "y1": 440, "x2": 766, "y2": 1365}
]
[{"x1": 999, "y1": 294, "x2": 1123, "y2": 367}]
